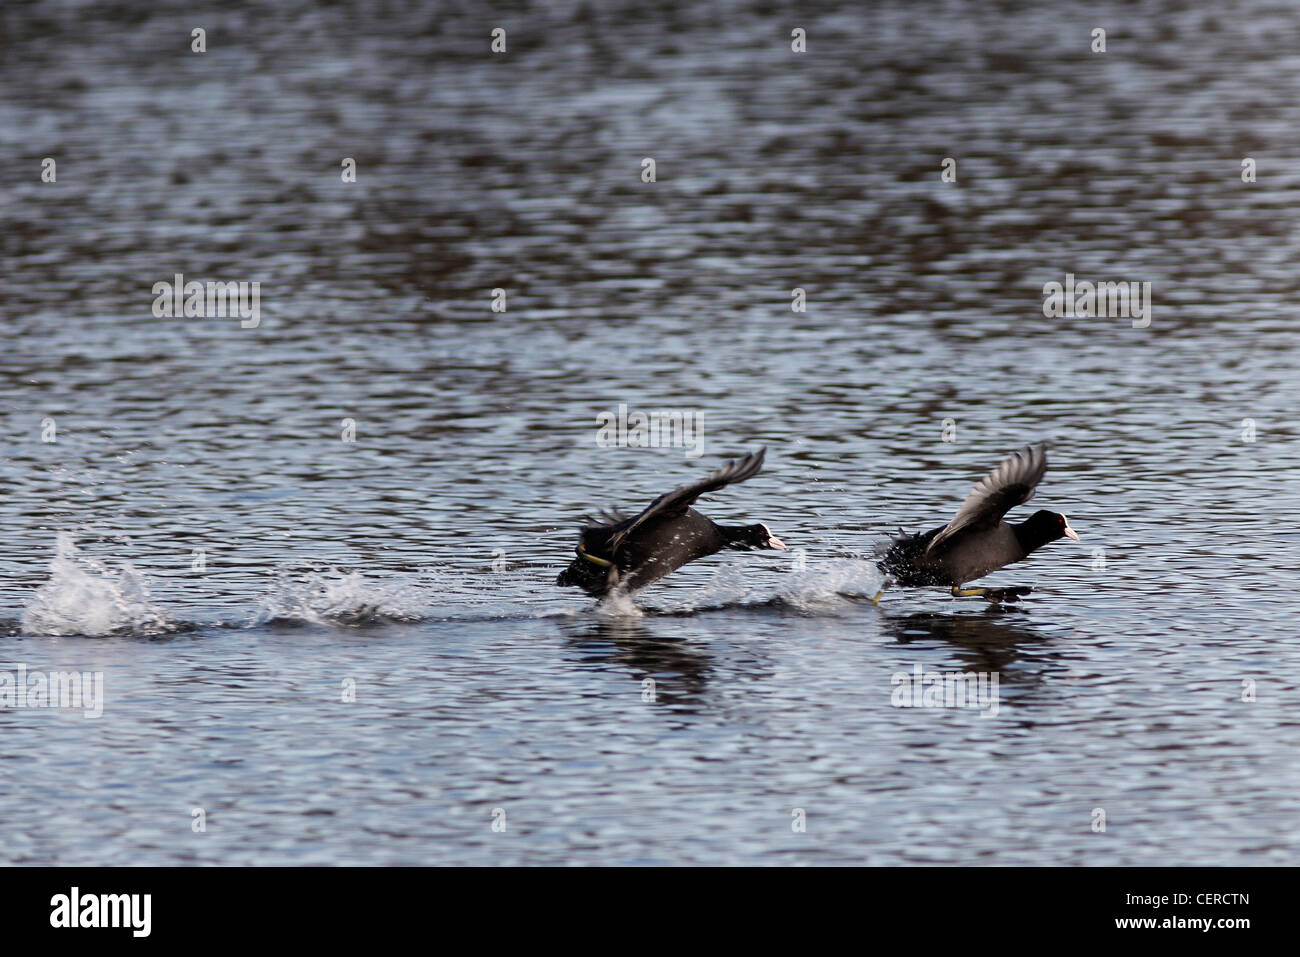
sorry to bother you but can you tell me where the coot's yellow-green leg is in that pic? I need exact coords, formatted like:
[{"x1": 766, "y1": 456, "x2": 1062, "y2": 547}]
[
  {"x1": 952, "y1": 585, "x2": 1032, "y2": 603},
  {"x1": 872, "y1": 577, "x2": 893, "y2": 606}
]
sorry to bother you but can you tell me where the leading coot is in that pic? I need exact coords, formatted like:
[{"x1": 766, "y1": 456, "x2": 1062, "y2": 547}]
[{"x1": 875, "y1": 444, "x2": 1078, "y2": 602}]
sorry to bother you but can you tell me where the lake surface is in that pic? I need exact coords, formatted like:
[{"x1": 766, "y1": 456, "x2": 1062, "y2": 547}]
[{"x1": 1, "y1": 0, "x2": 1297, "y2": 865}]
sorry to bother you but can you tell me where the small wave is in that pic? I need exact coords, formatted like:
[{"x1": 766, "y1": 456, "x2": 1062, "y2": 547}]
[
  {"x1": 252, "y1": 568, "x2": 427, "y2": 626},
  {"x1": 21, "y1": 533, "x2": 177, "y2": 637},
  {"x1": 776, "y1": 557, "x2": 885, "y2": 610},
  {"x1": 592, "y1": 590, "x2": 646, "y2": 619},
  {"x1": 642, "y1": 556, "x2": 886, "y2": 616}
]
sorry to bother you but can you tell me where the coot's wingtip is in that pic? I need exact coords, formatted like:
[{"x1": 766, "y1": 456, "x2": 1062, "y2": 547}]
[{"x1": 1015, "y1": 440, "x2": 1051, "y2": 464}]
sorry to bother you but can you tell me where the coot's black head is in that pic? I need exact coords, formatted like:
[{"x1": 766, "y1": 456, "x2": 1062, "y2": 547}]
[
  {"x1": 725, "y1": 523, "x2": 787, "y2": 551},
  {"x1": 1021, "y1": 510, "x2": 1080, "y2": 549}
]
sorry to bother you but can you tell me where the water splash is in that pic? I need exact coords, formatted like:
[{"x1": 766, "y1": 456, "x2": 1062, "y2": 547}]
[
  {"x1": 659, "y1": 563, "x2": 763, "y2": 614},
  {"x1": 252, "y1": 568, "x2": 427, "y2": 625},
  {"x1": 776, "y1": 557, "x2": 886, "y2": 611},
  {"x1": 21, "y1": 532, "x2": 175, "y2": 637},
  {"x1": 645, "y1": 556, "x2": 886, "y2": 616},
  {"x1": 593, "y1": 589, "x2": 645, "y2": 619}
]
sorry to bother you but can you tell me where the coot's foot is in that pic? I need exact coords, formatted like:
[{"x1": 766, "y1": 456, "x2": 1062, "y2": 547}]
[
  {"x1": 951, "y1": 585, "x2": 1033, "y2": 603},
  {"x1": 871, "y1": 576, "x2": 895, "y2": 606}
]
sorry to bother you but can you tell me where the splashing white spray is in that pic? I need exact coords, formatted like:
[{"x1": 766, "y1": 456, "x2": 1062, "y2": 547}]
[
  {"x1": 22, "y1": 533, "x2": 174, "y2": 637},
  {"x1": 252, "y1": 568, "x2": 426, "y2": 625}
]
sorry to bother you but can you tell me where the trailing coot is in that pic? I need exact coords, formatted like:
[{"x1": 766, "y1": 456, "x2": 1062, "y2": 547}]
[{"x1": 557, "y1": 448, "x2": 786, "y2": 597}]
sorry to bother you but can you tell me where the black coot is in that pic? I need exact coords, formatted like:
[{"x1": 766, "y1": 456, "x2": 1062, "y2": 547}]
[
  {"x1": 557, "y1": 448, "x2": 786, "y2": 597},
  {"x1": 875, "y1": 444, "x2": 1078, "y2": 602}
]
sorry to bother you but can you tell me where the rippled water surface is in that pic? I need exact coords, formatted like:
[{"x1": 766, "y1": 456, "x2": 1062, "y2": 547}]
[{"x1": 1, "y1": 0, "x2": 1298, "y2": 865}]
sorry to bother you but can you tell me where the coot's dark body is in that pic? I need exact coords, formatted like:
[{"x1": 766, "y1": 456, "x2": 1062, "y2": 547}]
[
  {"x1": 557, "y1": 449, "x2": 785, "y2": 598},
  {"x1": 879, "y1": 514, "x2": 1065, "y2": 587},
  {"x1": 875, "y1": 445, "x2": 1078, "y2": 593}
]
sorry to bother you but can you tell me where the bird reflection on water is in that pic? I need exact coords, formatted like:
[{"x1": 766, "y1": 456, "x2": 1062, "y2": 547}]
[{"x1": 556, "y1": 616, "x2": 716, "y2": 713}]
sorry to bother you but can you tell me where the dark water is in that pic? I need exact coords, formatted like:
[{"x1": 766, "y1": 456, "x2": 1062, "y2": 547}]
[{"x1": 1, "y1": 0, "x2": 1297, "y2": 864}]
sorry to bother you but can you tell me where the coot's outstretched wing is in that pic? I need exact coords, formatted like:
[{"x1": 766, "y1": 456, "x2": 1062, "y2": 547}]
[
  {"x1": 608, "y1": 448, "x2": 767, "y2": 555},
  {"x1": 574, "y1": 508, "x2": 633, "y2": 557},
  {"x1": 580, "y1": 507, "x2": 630, "y2": 530},
  {"x1": 925, "y1": 444, "x2": 1048, "y2": 555}
]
